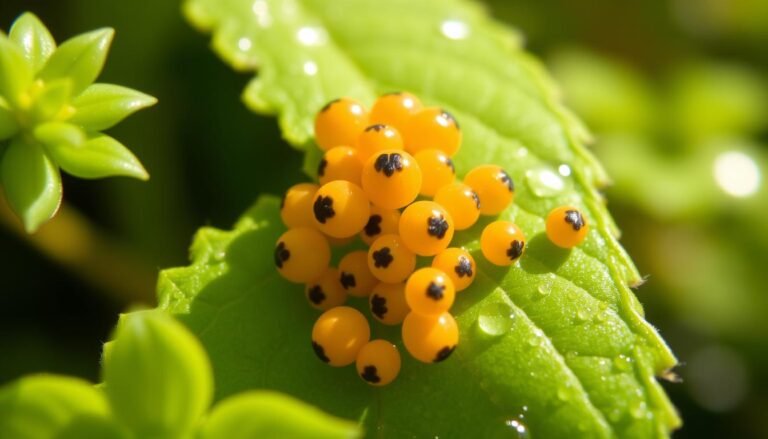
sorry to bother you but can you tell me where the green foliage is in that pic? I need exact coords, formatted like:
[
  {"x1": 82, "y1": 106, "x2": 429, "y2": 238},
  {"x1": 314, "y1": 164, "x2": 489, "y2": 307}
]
[
  {"x1": 0, "y1": 375, "x2": 110, "y2": 439},
  {"x1": 199, "y1": 391, "x2": 359, "y2": 439},
  {"x1": 103, "y1": 310, "x2": 213, "y2": 438},
  {"x1": 153, "y1": 0, "x2": 681, "y2": 437},
  {"x1": 0, "y1": 13, "x2": 154, "y2": 232},
  {"x1": 0, "y1": 309, "x2": 357, "y2": 439}
]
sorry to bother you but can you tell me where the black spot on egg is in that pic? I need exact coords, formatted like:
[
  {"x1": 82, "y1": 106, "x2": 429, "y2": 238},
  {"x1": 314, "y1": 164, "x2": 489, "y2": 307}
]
[
  {"x1": 455, "y1": 256, "x2": 473, "y2": 278},
  {"x1": 374, "y1": 153, "x2": 404, "y2": 177},
  {"x1": 307, "y1": 285, "x2": 325, "y2": 305},
  {"x1": 361, "y1": 365, "x2": 381, "y2": 383},
  {"x1": 470, "y1": 190, "x2": 480, "y2": 209},
  {"x1": 426, "y1": 281, "x2": 445, "y2": 300},
  {"x1": 365, "y1": 124, "x2": 387, "y2": 132},
  {"x1": 445, "y1": 157, "x2": 455, "y2": 174},
  {"x1": 364, "y1": 215, "x2": 382, "y2": 237},
  {"x1": 507, "y1": 240, "x2": 525, "y2": 261},
  {"x1": 274, "y1": 242, "x2": 290, "y2": 268},
  {"x1": 371, "y1": 294, "x2": 388, "y2": 319},
  {"x1": 427, "y1": 215, "x2": 449, "y2": 239},
  {"x1": 317, "y1": 159, "x2": 328, "y2": 177},
  {"x1": 500, "y1": 170, "x2": 514, "y2": 192},
  {"x1": 372, "y1": 247, "x2": 394, "y2": 268},
  {"x1": 434, "y1": 345, "x2": 456, "y2": 362},
  {"x1": 440, "y1": 109, "x2": 459, "y2": 130},
  {"x1": 313, "y1": 195, "x2": 335, "y2": 224},
  {"x1": 564, "y1": 209, "x2": 585, "y2": 231},
  {"x1": 312, "y1": 341, "x2": 330, "y2": 363},
  {"x1": 340, "y1": 272, "x2": 356, "y2": 290}
]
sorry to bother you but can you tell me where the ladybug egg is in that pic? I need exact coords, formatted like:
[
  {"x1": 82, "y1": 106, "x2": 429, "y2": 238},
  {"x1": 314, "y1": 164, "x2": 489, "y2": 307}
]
[
  {"x1": 463, "y1": 165, "x2": 514, "y2": 215},
  {"x1": 318, "y1": 146, "x2": 363, "y2": 186},
  {"x1": 402, "y1": 311, "x2": 459, "y2": 363},
  {"x1": 369, "y1": 282, "x2": 410, "y2": 325},
  {"x1": 432, "y1": 248, "x2": 476, "y2": 292},
  {"x1": 338, "y1": 250, "x2": 378, "y2": 298},
  {"x1": 546, "y1": 206, "x2": 589, "y2": 248},
  {"x1": 274, "y1": 228, "x2": 330, "y2": 283},
  {"x1": 314, "y1": 98, "x2": 368, "y2": 151},
  {"x1": 280, "y1": 183, "x2": 319, "y2": 229},
  {"x1": 414, "y1": 149, "x2": 455, "y2": 196},
  {"x1": 312, "y1": 306, "x2": 370, "y2": 366},
  {"x1": 356, "y1": 339, "x2": 401, "y2": 386},
  {"x1": 312, "y1": 180, "x2": 371, "y2": 238},
  {"x1": 305, "y1": 268, "x2": 347, "y2": 310},
  {"x1": 368, "y1": 234, "x2": 417, "y2": 284},
  {"x1": 361, "y1": 150, "x2": 422, "y2": 210},
  {"x1": 399, "y1": 201, "x2": 454, "y2": 256},
  {"x1": 405, "y1": 267, "x2": 456, "y2": 316},
  {"x1": 480, "y1": 221, "x2": 526, "y2": 266},
  {"x1": 403, "y1": 107, "x2": 461, "y2": 156},
  {"x1": 369, "y1": 92, "x2": 423, "y2": 133}
]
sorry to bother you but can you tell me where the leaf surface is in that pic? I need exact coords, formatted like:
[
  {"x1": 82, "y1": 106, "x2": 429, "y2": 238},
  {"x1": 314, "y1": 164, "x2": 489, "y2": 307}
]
[{"x1": 161, "y1": 0, "x2": 681, "y2": 437}]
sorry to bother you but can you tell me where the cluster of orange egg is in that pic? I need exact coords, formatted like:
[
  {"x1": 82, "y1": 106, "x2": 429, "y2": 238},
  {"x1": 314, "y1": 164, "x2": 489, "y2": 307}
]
[{"x1": 274, "y1": 93, "x2": 589, "y2": 386}]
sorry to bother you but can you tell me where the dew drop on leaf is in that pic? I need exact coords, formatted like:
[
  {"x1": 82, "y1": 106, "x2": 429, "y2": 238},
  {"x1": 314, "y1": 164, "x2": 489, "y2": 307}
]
[
  {"x1": 476, "y1": 301, "x2": 514, "y2": 337},
  {"x1": 613, "y1": 354, "x2": 633, "y2": 372},
  {"x1": 503, "y1": 418, "x2": 529, "y2": 438},
  {"x1": 524, "y1": 167, "x2": 565, "y2": 198}
]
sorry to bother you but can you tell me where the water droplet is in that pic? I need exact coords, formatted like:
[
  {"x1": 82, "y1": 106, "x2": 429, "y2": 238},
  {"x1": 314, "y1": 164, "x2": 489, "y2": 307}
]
[
  {"x1": 440, "y1": 20, "x2": 470, "y2": 40},
  {"x1": 213, "y1": 251, "x2": 226, "y2": 261},
  {"x1": 558, "y1": 164, "x2": 572, "y2": 177},
  {"x1": 477, "y1": 302, "x2": 514, "y2": 336},
  {"x1": 557, "y1": 385, "x2": 571, "y2": 402},
  {"x1": 237, "y1": 37, "x2": 252, "y2": 52},
  {"x1": 296, "y1": 26, "x2": 327, "y2": 46},
  {"x1": 713, "y1": 150, "x2": 761, "y2": 198},
  {"x1": 613, "y1": 355, "x2": 633, "y2": 372},
  {"x1": 629, "y1": 400, "x2": 647, "y2": 419},
  {"x1": 251, "y1": 0, "x2": 272, "y2": 27},
  {"x1": 536, "y1": 276, "x2": 553, "y2": 298},
  {"x1": 527, "y1": 329, "x2": 543, "y2": 347},
  {"x1": 575, "y1": 307, "x2": 592, "y2": 323},
  {"x1": 302, "y1": 61, "x2": 318, "y2": 76},
  {"x1": 503, "y1": 418, "x2": 529, "y2": 438},
  {"x1": 525, "y1": 167, "x2": 565, "y2": 197}
]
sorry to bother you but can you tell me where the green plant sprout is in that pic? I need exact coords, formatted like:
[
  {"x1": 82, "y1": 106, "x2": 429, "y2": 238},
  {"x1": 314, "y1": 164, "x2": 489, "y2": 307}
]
[
  {"x1": 0, "y1": 310, "x2": 358, "y2": 439},
  {"x1": 0, "y1": 13, "x2": 154, "y2": 233}
]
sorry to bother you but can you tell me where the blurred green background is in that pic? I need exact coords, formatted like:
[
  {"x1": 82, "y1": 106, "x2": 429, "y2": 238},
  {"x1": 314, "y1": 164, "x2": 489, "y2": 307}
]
[{"x1": 0, "y1": 0, "x2": 766, "y2": 437}]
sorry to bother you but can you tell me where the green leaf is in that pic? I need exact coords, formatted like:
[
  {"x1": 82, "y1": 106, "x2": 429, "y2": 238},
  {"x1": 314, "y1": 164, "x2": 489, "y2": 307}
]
[
  {"x1": 38, "y1": 28, "x2": 114, "y2": 97},
  {"x1": 164, "y1": 0, "x2": 681, "y2": 437},
  {"x1": 0, "y1": 104, "x2": 19, "y2": 140},
  {"x1": 0, "y1": 137, "x2": 62, "y2": 232},
  {"x1": 0, "y1": 33, "x2": 34, "y2": 107},
  {"x1": 34, "y1": 121, "x2": 86, "y2": 150},
  {"x1": 0, "y1": 374, "x2": 109, "y2": 439},
  {"x1": 41, "y1": 131, "x2": 148, "y2": 181},
  {"x1": 200, "y1": 391, "x2": 360, "y2": 439},
  {"x1": 69, "y1": 83, "x2": 157, "y2": 131},
  {"x1": 9, "y1": 12, "x2": 57, "y2": 72},
  {"x1": 53, "y1": 417, "x2": 130, "y2": 439},
  {"x1": 102, "y1": 310, "x2": 213, "y2": 438}
]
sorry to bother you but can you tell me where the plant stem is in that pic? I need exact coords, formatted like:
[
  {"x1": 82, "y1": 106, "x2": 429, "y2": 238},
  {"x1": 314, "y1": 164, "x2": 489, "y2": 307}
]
[{"x1": 0, "y1": 192, "x2": 156, "y2": 305}]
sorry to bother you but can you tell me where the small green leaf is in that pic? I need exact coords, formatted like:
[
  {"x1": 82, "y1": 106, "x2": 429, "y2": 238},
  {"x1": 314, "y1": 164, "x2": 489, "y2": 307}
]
[
  {"x1": 34, "y1": 121, "x2": 85, "y2": 150},
  {"x1": 0, "y1": 104, "x2": 19, "y2": 140},
  {"x1": 9, "y1": 12, "x2": 56, "y2": 72},
  {"x1": 30, "y1": 79, "x2": 73, "y2": 123},
  {"x1": 69, "y1": 83, "x2": 157, "y2": 131},
  {"x1": 0, "y1": 137, "x2": 62, "y2": 232},
  {"x1": 0, "y1": 374, "x2": 109, "y2": 439},
  {"x1": 54, "y1": 416, "x2": 130, "y2": 439},
  {"x1": 44, "y1": 133, "x2": 149, "y2": 181},
  {"x1": 0, "y1": 33, "x2": 34, "y2": 107},
  {"x1": 102, "y1": 310, "x2": 213, "y2": 438},
  {"x1": 200, "y1": 391, "x2": 360, "y2": 439},
  {"x1": 38, "y1": 28, "x2": 114, "y2": 96}
]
